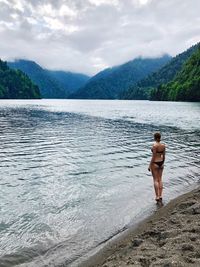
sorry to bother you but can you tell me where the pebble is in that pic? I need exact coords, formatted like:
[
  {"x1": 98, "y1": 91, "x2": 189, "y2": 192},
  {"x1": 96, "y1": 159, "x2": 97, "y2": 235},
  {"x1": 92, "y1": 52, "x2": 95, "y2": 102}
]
[
  {"x1": 181, "y1": 243, "x2": 195, "y2": 251},
  {"x1": 130, "y1": 238, "x2": 143, "y2": 247}
]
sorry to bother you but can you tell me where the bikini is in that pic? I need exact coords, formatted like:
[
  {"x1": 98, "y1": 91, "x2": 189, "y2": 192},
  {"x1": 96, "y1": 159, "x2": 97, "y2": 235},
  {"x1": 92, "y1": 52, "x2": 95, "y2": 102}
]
[{"x1": 154, "y1": 160, "x2": 164, "y2": 167}]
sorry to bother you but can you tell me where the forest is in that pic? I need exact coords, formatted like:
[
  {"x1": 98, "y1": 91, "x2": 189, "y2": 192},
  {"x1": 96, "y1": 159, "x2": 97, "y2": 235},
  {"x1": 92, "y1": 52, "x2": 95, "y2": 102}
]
[
  {"x1": 121, "y1": 43, "x2": 199, "y2": 101},
  {"x1": 150, "y1": 46, "x2": 200, "y2": 101},
  {"x1": 0, "y1": 59, "x2": 41, "y2": 99}
]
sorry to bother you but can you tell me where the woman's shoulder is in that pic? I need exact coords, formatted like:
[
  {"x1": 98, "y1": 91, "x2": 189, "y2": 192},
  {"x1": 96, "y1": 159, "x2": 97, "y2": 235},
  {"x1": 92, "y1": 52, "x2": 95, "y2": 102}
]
[
  {"x1": 152, "y1": 142, "x2": 166, "y2": 149},
  {"x1": 159, "y1": 143, "x2": 166, "y2": 151},
  {"x1": 161, "y1": 142, "x2": 166, "y2": 148},
  {"x1": 151, "y1": 143, "x2": 158, "y2": 151}
]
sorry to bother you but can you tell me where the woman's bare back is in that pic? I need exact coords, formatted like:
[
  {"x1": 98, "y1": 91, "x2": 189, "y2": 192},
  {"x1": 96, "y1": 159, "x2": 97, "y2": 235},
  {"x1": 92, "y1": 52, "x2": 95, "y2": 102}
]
[{"x1": 152, "y1": 143, "x2": 165, "y2": 162}]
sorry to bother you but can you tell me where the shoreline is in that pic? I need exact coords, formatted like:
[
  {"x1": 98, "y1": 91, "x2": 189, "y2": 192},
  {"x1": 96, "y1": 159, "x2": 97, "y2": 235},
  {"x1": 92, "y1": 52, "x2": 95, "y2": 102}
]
[{"x1": 77, "y1": 186, "x2": 200, "y2": 267}]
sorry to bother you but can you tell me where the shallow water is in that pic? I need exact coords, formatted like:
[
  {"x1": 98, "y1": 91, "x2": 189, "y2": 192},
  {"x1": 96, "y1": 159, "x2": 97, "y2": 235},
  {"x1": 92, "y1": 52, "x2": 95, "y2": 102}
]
[{"x1": 0, "y1": 100, "x2": 199, "y2": 266}]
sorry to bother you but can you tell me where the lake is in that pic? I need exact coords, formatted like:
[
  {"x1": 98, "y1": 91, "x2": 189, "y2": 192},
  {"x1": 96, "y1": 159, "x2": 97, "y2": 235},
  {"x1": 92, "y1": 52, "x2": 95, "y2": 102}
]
[{"x1": 0, "y1": 100, "x2": 200, "y2": 266}]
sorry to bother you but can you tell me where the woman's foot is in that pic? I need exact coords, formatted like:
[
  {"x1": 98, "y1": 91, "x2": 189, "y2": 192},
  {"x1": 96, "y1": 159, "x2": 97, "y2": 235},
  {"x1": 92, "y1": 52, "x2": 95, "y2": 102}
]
[{"x1": 155, "y1": 197, "x2": 160, "y2": 202}]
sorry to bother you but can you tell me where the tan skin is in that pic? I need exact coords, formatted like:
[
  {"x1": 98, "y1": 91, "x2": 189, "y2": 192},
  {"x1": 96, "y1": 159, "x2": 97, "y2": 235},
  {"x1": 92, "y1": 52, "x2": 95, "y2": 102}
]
[{"x1": 148, "y1": 138, "x2": 165, "y2": 201}]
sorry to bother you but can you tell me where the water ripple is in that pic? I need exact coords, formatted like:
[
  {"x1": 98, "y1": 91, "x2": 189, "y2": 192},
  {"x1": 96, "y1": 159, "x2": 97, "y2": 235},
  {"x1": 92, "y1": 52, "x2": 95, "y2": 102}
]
[{"x1": 0, "y1": 100, "x2": 199, "y2": 267}]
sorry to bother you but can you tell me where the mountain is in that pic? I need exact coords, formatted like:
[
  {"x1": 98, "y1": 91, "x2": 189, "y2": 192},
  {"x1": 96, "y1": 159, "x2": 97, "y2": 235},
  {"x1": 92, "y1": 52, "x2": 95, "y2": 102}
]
[
  {"x1": 150, "y1": 45, "x2": 200, "y2": 101},
  {"x1": 70, "y1": 55, "x2": 171, "y2": 99},
  {"x1": 8, "y1": 60, "x2": 90, "y2": 98},
  {"x1": 0, "y1": 59, "x2": 40, "y2": 99},
  {"x1": 8, "y1": 60, "x2": 66, "y2": 98},
  {"x1": 122, "y1": 43, "x2": 199, "y2": 99},
  {"x1": 45, "y1": 70, "x2": 90, "y2": 95}
]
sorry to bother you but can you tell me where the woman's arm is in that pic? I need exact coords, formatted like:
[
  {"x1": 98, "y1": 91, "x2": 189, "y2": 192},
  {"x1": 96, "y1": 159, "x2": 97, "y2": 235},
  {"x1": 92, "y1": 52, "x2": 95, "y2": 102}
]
[
  {"x1": 148, "y1": 146, "x2": 156, "y2": 171},
  {"x1": 162, "y1": 146, "x2": 166, "y2": 163}
]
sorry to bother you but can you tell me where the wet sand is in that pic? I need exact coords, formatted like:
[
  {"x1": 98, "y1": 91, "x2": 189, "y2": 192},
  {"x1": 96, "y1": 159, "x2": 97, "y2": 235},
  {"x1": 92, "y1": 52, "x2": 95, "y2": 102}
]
[{"x1": 79, "y1": 186, "x2": 200, "y2": 267}]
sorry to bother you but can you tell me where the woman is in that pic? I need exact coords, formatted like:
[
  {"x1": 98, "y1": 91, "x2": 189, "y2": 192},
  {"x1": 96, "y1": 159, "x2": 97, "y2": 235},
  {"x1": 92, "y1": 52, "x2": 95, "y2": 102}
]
[{"x1": 148, "y1": 132, "x2": 166, "y2": 202}]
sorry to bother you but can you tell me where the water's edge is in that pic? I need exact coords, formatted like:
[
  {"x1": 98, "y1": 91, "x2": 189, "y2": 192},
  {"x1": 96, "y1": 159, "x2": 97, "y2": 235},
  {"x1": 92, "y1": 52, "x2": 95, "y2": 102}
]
[{"x1": 74, "y1": 182, "x2": 200, "y2": 267}]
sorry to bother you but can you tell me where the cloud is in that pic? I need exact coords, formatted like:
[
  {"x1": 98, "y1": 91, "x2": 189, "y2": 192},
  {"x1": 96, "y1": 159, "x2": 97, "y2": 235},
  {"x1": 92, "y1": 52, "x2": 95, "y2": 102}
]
[{"x1": 0, "y1": 0, "x2": 199, "y2": 75}]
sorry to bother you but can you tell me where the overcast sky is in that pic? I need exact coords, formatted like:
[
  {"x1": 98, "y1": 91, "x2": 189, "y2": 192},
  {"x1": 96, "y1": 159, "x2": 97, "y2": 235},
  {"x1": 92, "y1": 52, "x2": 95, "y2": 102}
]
[{"x1": 0, "y1": 0, "x2": 199, "y2": 75}]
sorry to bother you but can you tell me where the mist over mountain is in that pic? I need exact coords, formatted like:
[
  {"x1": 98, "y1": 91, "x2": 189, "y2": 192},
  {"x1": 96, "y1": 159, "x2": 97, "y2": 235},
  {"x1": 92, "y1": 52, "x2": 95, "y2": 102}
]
[
  {"x1": 70, "y1": 55, "x2": 171, "y2": 99},
  {"x1": 8, "y1": 60, "x2": 90, "y2": 98},
  {"x1": 121, "y1": 43, "x2": 199, "y2": 100},
  {"x1": 6, "y1": 42, "x2": 199, "y2": 102},
  {"x1": 150, "y1": 44, "x2": 200, "y2": 101}
]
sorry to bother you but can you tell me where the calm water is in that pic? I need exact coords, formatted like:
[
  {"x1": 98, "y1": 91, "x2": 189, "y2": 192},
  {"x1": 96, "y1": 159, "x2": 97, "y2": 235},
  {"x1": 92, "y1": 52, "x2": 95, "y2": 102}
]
[{"x1": 0, "y1": 100, "x2": 200, "y2": 267}]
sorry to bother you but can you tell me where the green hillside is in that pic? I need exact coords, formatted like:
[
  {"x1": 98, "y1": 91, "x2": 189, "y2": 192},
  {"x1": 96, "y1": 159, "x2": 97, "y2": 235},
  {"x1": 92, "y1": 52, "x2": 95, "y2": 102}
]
[
  {"x1": 150, "y1": 45, "x2": 200, "y2": 101},
  {"x1": 70, "y1": 55, "x2": 171, "y2": 99},
  {"x1": 8, "y1": 60, "x2": 90, "y2": 98},
  {"x1": 0, "y1": 59, "x2": 40, "y2": 99},
  {"x1": 8, "y1": 60, "x2": 67, "y2": 98},
  {"x1": 45, "y1": 70, "x2": 90, "y2": 95},
  {"x1": 122, "y1": 43, "x2": 199, "y2": 99}
]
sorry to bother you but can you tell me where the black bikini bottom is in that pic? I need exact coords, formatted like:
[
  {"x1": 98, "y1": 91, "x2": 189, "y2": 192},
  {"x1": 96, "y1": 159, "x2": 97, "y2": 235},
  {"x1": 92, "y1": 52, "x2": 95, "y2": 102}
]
[{"x1": 154, "y1": 161, "x2": 164, "y2": 167}]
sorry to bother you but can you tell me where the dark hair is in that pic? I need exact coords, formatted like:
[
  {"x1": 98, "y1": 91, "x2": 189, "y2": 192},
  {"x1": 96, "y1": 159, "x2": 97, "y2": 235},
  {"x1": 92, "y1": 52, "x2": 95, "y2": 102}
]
[{"x1": 154, "y1": 132, "x2": 161, "y2": 141}]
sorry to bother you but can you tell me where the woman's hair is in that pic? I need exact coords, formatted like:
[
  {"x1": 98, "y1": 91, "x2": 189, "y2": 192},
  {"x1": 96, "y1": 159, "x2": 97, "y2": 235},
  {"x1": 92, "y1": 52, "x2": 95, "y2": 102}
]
[{"x1": 154, "y1": 132, "x2": 161, "y2": 141}]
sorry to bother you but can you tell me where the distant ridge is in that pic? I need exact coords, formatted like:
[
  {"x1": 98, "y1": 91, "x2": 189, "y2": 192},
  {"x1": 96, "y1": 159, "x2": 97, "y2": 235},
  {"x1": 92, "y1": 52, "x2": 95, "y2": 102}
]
[
  {"x1": 8, "y1": 60, "x2": 90, "y2": 98},
  {"x1": 70, "y1": 55, "x2": 171, "y2": 99},
  {"x1": 8, "y1": 60, "x2": 66, "y2": 98},
  {"x1": 121, "y1": 43, "x2": 199, "y2": 100},
  {"x1": 45, "y1": 70, "x2": 90, "y2": 95}
]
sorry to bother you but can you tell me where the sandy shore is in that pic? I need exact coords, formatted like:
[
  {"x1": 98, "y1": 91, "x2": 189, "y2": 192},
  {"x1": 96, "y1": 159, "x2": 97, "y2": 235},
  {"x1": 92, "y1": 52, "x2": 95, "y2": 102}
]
[{"x1": 79, "y1": 186, "x2": 200, "y2": 267}]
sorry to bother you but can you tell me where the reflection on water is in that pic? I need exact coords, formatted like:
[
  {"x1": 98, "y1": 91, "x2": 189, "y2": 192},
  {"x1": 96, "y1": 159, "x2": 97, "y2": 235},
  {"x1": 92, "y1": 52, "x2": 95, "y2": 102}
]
[{"x1": 0, "y1": 100, "x2": 199, "y2": 266}]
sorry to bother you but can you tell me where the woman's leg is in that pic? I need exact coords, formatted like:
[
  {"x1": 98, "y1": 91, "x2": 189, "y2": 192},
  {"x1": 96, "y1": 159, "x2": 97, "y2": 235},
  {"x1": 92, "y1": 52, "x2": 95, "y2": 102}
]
[
  {"x1": 151, "y1": 165, "x2": 160, "y2": 199},
  {"x1": 158, "y1": 167, "x2": 164, "y2": 198}
]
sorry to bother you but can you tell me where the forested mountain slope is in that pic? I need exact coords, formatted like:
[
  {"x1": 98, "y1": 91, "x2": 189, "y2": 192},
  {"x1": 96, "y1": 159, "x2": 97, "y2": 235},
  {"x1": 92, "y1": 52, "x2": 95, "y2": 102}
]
[
  {"x1": 46, "y1": 70, "x2": 90, "y2": 95},
  {"x1": 122, "y1": 43, "x2": 199, "y2": 99},
  {"x1": 71, "y1": 55, "x2": 171, "y2": 99},
  {"x1": 0, "y1": 59, "x2": 40, "y2": 99},
  {"x1": 150, "y1": 45, "x2": 200, "y2": 101},
  {"x1": 8, "y1": 60, "x2": 90, "y2": 98}
]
